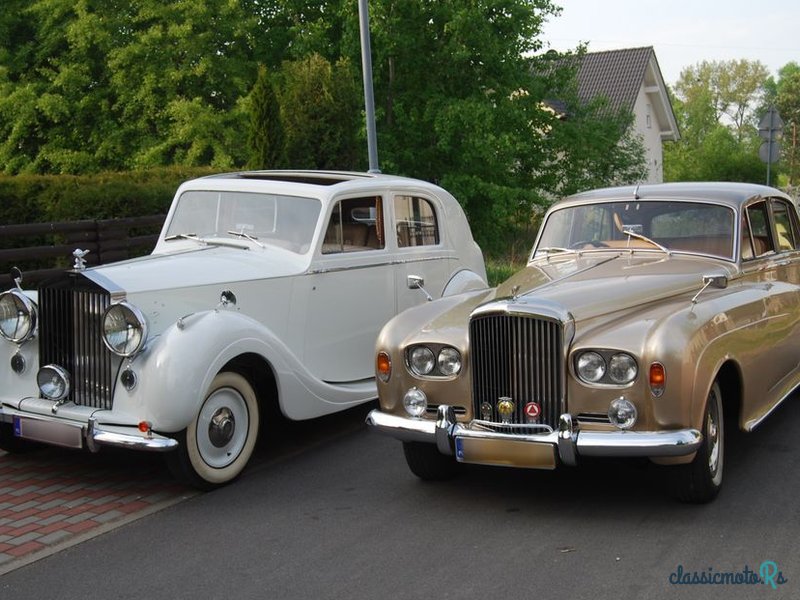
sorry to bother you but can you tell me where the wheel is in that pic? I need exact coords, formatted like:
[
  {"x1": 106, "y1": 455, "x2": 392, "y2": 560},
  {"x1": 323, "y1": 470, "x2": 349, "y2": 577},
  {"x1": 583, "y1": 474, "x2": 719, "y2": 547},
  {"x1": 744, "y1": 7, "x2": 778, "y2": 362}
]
[
  {"x1": 667, "y1": 380, "x2": 724, "y2": 503},
  {"x1": 167, "y1": 372, "x2": 260, "y2": 490},
  {"x1": 0, "y1": 422, "x2": 41, "y2": 453},
  {"x1": 403, "y1": 442, "x2": 458, "y2": 481}
]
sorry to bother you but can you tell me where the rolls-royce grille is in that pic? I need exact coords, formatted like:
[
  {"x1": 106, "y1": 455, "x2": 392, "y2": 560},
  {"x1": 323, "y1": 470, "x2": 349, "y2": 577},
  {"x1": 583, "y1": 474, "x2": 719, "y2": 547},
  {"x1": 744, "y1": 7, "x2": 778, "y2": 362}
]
[
  {"x1": 470, "y1": 313, "x2": 564, "y2": 432},
  {"x1": 38, "y1": 276, "x2": 115, "y2": 409}
]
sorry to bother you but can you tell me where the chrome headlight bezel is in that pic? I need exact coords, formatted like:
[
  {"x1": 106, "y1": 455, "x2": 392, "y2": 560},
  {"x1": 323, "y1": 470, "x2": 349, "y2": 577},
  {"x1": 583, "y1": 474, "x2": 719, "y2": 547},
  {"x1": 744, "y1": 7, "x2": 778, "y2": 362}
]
[
  {"x1": 575, "y1": 349, "x2": 638, "y2": 386},
  {"x1": 0, "y1": 289, "x2": 38, "y2": 344},
  {"x1": 406, "y1": 344, "x2": 462, "y2": 378},
  {"x1": 102, "y1": 301, "x2": 148, "y2": 357}
]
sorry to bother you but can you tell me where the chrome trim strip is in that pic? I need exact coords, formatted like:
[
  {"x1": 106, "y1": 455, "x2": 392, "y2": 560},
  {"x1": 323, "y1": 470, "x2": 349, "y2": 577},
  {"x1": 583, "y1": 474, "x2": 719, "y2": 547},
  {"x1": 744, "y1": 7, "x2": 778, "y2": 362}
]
[
  {"x1": 366, "y1": 408, "x2": 703, "y2": 461},
  {"x1": 308, "y1": 254, "x2": 451, "y2": 274}
]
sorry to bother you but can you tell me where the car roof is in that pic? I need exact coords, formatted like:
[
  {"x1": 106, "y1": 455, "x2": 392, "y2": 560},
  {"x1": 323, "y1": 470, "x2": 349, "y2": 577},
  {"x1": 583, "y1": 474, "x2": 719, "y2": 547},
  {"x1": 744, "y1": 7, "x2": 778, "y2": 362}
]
[
  {"x1": 557, "y1": 182, "x2": 794, "y2": 211},
  {"x1": 186, "y1": 170, "x2": 445, "y2": 199}
]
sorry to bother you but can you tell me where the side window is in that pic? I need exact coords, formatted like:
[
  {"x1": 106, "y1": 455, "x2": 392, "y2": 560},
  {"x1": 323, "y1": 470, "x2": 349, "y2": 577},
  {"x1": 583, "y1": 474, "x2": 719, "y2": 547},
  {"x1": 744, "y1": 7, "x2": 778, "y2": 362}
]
[
  {"x1": 745, "y1": 202, "x2": 774, "y2": 258},
  {"x1": 771, "y1": 199, "x2": 799, "y2": 252},
  {"x1": 394, "y1": 196, "x2": 440, "y2": 247},
  {"x1": 322, "y1": 196, "x2": 385, "y2": 254}
]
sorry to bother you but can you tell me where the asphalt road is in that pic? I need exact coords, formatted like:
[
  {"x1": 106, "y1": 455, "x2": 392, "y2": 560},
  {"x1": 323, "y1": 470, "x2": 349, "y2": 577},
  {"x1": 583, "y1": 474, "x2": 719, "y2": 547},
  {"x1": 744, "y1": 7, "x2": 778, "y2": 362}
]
[{"x1": 0, "y1": 398, "x2": 798, "y2": 600}]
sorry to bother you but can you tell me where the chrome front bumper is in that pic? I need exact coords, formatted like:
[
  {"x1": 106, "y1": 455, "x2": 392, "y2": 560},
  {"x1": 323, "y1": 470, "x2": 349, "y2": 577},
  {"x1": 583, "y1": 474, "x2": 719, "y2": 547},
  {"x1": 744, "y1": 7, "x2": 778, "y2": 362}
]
[
  {"x1": 366, "y1": 405, "x2": 702, "y2": 467},
  {"x1": 0, "y1": 407, "x2": 178, "y2": 453}
]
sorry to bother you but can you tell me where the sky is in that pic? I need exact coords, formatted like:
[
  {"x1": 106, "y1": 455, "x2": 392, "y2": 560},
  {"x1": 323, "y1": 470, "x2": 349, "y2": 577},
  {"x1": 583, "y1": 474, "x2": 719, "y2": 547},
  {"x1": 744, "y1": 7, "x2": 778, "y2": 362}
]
[{"x1": 540, "y1": 0, "x2": 800, "y2": 86}]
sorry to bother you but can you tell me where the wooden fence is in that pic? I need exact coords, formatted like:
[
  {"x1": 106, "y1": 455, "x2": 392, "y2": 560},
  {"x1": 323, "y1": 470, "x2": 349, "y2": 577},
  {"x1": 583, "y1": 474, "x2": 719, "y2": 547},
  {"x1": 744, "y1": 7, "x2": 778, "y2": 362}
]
[{"x1": 0, "y1": 215, "x2": 166, "y2": 288}]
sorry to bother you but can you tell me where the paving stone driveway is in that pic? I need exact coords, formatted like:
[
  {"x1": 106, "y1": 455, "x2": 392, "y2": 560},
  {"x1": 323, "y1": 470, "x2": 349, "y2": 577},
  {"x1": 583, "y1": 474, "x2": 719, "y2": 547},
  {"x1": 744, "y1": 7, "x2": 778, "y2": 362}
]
[{"x1": 0, "y1": 446, "x2": 196, "y2": 574}]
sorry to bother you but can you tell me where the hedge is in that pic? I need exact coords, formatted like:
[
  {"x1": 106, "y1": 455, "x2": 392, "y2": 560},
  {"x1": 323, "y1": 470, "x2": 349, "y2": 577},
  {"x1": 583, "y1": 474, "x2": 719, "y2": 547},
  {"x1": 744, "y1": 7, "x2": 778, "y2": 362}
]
[{"x1": 0, "y1": 167, "x2": 216, "y2": 226}]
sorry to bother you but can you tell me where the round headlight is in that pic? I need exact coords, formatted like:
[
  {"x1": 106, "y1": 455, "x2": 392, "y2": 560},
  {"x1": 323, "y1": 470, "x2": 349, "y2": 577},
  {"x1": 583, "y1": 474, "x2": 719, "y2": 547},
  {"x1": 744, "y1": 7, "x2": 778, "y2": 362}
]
[
  {"x1": 102, "y1": 302, "x2": 147, "y2": 357},
  {"x1": 37, "y1": 365, "x2": 70, "y2": 401},
  {"x1": 0, "y1": 290, "x2": 37, "y2": 343},
  {"x1": 608, "y1": 397, "x2": 637, "y2": 429},
  {"x1": 608, "y1": 353, "x2": 638, "y2": 384},
  {"x1": 577, "y1": 351, "x2": 606, "y2": 383},
  {"x1": 409, "y1": 346, "x2": 435, "y2": 376},
  {"x1": 403, "y1": 387, "x2": 428, "y2": 417},
  {"x1": 437, "y1": 347, "x2": 462, "y2": 376}
]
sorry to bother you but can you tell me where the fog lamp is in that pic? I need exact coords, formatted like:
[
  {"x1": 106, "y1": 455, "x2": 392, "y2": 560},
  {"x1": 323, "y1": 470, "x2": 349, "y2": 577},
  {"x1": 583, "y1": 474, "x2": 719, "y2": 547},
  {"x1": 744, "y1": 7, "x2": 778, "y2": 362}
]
[
  {"x1": 121, "y1": 368, "x2": 137, "y2": 391},
  {"x1": 608, "y1": 397, "x2": 637, "y2": 429},
  {"x1": 37, "y1": 365, "x2": 70, "y2": 402},
  {"x1": 403, "y1": 387, "x2": 428, "y2": 417},
  {"x1": 11, "y1": 352, "x2": 26, "y2": 374}
]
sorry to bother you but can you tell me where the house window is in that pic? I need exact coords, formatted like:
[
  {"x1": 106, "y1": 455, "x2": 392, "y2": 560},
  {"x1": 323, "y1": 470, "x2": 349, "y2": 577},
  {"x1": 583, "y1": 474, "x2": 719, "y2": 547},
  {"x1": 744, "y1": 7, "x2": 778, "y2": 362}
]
[{"x1": 646, "y1": 104, "x2": 652, "y2": 129}]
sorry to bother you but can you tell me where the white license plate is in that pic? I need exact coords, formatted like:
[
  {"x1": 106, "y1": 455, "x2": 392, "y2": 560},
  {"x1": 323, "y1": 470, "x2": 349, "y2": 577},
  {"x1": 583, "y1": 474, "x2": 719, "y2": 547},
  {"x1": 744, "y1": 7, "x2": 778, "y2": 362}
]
[{"x1": 13, "y1": 415, "x2": 84, "y2": 449}]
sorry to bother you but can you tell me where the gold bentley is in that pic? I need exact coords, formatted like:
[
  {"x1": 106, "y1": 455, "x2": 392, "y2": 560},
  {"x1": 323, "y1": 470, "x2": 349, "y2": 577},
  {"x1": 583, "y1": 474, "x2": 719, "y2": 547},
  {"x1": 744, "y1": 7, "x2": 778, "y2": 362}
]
[{"x1": 367, "y1": 182, "x2": 800, "y2": 503}]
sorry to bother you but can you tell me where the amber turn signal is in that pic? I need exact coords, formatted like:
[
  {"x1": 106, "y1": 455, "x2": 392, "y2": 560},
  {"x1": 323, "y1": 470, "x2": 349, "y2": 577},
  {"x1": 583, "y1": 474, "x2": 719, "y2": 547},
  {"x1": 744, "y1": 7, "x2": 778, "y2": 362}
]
[
  {"x1": 649, "y1": 362, "x2": 666, "y2": 397},
  {"x1": 377, "y1": 351, "x2": 392, "y2": 383}
]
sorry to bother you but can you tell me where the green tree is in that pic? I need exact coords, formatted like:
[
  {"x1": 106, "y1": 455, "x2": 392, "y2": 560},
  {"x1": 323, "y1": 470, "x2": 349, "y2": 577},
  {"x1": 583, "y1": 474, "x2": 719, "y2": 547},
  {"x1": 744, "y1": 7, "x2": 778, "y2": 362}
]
[
  {"x1": 246, "y1": 65, "x2": 286, "y2": 170},
  {"x1": 276, "y1": 53, "x2": 361, "y2": 170},
  {"x1": 665, "y1": 59, "x2": 769, "y2": 183},
  {"x1": 764, "y1": 62, "x2": 800, "y2": 185},
  {"x1": 674, "y1": 59, "x2": 769, "y2": 141}
]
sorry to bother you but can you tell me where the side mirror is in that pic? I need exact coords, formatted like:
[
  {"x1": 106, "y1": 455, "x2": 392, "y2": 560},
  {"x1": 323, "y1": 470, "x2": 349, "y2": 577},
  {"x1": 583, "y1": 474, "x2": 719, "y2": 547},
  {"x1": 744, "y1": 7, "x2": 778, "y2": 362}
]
[
  {"x1": 407, "y1": 275, "x2": 433, "y2": 302},
  {"x1": 702, "y1": 275, "x2": 728, "y2": 290}
]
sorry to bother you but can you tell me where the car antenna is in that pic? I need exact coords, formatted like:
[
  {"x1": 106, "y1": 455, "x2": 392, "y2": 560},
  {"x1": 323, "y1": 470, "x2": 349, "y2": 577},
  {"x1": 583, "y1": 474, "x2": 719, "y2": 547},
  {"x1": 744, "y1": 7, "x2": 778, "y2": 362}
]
[{"x1": 633, "y1": 184, "x2": 640, "y2": 200}]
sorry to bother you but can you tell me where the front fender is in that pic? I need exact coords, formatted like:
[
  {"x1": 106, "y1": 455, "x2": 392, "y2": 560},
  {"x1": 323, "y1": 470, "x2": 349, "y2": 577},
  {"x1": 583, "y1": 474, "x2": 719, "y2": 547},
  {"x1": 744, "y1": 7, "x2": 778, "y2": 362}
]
[{"x1": 111, "y1": 309, "x2": 294, "y2": 432}]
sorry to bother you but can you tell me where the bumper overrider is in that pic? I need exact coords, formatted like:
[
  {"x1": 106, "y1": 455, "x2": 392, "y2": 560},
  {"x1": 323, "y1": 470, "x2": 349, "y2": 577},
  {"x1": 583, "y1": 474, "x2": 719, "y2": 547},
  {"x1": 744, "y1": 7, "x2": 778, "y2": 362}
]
[
  {"x1": 0, "y1": 403, "x2": 178, "y2": 453},
  {"x1": 366, "y1": 405, "x2": 702, "y2": 469}
]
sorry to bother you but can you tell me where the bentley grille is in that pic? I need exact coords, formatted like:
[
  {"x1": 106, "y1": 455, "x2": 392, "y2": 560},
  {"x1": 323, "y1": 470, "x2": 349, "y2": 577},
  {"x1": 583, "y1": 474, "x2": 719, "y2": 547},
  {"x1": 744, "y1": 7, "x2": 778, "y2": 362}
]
[
  {"x1": 470, "y1": 313, "x2": 564, "y2": 431},
  {"x1": 38, "y1": 276, "x2": 115, "y2": 409}
]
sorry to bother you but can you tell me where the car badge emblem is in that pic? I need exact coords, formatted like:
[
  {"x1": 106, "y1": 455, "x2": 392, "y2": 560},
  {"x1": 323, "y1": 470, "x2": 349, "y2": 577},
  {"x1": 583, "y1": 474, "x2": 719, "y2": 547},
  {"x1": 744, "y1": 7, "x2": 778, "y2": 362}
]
[
  {"x1": 497, "y1": 396, "x2": 515, "y2": 424},
  {"x1": 481, "y1": 401, "x2": 493, "y2": 421},
  {"x1": 524, "y1": 402, "x2": 541, "y2": 423},
  {"x1": 72, "y1": 248, "x2": 90, "y2": 270}
]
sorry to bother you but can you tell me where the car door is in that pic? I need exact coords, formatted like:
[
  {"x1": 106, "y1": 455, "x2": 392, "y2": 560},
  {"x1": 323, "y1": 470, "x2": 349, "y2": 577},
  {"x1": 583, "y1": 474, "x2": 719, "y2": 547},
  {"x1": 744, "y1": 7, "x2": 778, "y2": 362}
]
[
  {"x1": 296, "y1": 194, "x2": 395, "y2": 384},
  {"x1": 739, "y1": 198, "x2": 800, "y2": 418},
  {"x1": 391, "y1": 192, "x2": 454, "y2": 312}
]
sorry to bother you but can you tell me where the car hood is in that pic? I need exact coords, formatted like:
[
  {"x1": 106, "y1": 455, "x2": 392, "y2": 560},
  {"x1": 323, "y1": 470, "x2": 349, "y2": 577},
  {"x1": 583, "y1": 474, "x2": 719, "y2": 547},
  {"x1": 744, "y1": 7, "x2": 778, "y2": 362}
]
[
  {"x1": 491, "y1": 252, "x2": 735, "y2": 321},
  {"x1": 84, "y1": 246, "x2": 309, "y2": 294}
]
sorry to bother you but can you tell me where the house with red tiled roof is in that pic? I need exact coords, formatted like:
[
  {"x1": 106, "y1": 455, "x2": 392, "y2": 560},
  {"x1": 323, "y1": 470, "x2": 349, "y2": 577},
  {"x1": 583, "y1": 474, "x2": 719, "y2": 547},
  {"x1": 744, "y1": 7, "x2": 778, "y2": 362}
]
[{"x1": 549, "y1": 46, "x2": 680, "y2": 183}]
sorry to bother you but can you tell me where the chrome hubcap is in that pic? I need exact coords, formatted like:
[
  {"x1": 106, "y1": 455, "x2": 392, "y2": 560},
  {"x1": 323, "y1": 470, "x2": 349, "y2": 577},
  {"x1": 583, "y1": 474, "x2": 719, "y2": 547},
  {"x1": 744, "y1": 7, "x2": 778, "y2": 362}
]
[
  {"x1": 208, "y1": 407, "x2": 235, "y2": 448},
  {"x1": 707, "y1": 390, "x2": 722, "y2": 479},
  {"x1": 196, "y1": 386, "x2": 249, "y2": 469}
]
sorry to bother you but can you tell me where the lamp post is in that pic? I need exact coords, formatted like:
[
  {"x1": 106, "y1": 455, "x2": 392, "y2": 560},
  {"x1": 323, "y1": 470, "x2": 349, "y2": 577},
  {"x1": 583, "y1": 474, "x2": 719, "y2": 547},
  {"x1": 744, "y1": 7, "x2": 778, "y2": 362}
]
[{"x1": 358, "y1": 0, "x2": 380, "y2": 173}]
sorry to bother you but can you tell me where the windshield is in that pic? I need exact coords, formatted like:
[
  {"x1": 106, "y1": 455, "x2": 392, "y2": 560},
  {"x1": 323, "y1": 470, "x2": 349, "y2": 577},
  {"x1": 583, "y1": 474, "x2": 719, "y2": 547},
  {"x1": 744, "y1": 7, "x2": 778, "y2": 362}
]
[
  {"x1": 534, "y1": 200, "x2": 736, "y2": 261},
  {"x1": 166, "y1": 191, "x2": 322, "y2": 254}
]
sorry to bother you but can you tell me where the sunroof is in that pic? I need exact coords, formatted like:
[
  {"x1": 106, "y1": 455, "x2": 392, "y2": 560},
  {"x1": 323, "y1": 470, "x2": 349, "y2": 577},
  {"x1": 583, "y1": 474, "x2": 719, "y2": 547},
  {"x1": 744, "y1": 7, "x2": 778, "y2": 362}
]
[{"x1": 232, "y1": 172, "x2": 373, "y2": 186}]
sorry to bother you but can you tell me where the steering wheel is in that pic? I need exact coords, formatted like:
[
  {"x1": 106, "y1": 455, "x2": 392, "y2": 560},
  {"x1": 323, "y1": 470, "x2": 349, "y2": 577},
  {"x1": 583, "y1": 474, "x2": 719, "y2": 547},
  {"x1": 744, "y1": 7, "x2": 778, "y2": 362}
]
[{"x1": 569, "y1": 240, "x2": 609, "y2": 249}]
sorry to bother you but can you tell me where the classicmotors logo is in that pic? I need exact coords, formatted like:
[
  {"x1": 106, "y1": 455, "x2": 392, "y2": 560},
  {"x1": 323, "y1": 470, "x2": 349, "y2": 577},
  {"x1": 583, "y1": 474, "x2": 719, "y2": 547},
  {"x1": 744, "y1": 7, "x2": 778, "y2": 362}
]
[{"x1": 669, "y1": 562, "x2": 788, "y2": 589}]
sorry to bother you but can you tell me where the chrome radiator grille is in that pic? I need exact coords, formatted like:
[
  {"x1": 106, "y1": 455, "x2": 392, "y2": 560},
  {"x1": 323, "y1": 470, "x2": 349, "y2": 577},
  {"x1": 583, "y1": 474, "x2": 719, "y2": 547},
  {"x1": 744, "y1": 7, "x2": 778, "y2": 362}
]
[
  {"x1": 38, "y1": 276, "x2": 115, "y2": 409},
  {"x1": 470, "y1": 313, "x2": 564, "y2": 430}
]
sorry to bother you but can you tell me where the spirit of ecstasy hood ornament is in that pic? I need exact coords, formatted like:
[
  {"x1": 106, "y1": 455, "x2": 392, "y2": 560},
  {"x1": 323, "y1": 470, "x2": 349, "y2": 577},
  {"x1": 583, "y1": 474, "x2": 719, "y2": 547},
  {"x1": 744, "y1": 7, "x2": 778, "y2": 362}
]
[{"x1": 72, "y1": 248, "x2": 90, "y2": 270}]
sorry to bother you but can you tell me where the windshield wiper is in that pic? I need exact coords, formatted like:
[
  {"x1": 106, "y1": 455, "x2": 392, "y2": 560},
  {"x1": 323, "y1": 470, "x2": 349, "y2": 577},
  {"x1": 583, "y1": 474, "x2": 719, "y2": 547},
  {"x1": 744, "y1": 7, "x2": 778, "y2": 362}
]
[
  {"x1": 165, "y1": 232, "x2": 200, "y2": 242},
  {"x1": 227, "y1": 230, "x2": 265, "y2": 248},
  {"x1": 622, "y1": 229, "x2": 671, "y2": 254},
  {"x1": 537, "y1": 247, "x2": 576, "y2": 255},
  {"x1": 164, "y1": 232, "x2": 250, "y2": 250}
]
